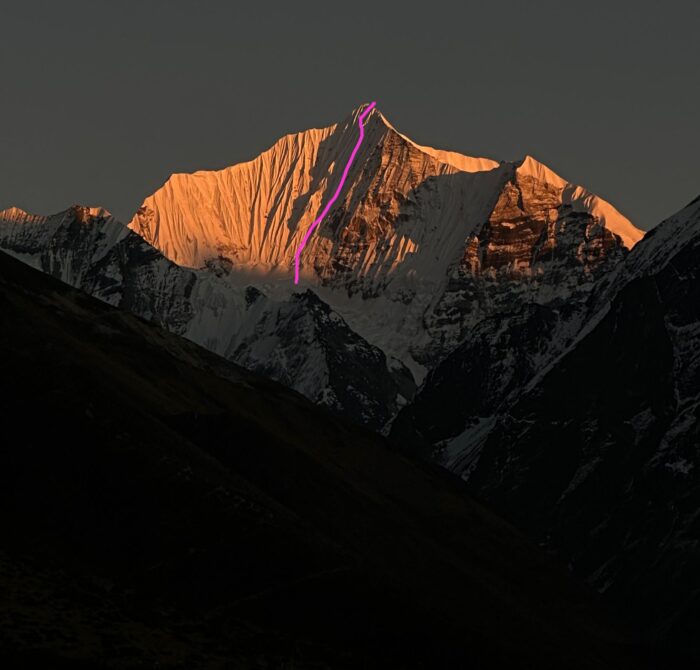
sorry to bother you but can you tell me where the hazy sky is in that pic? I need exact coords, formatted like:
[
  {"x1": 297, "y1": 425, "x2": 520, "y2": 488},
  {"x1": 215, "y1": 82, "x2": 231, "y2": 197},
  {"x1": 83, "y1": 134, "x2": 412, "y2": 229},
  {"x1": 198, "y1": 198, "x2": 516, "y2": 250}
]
[{"x1": 1, "y1": 0, "x2": 698, "y2": 230}]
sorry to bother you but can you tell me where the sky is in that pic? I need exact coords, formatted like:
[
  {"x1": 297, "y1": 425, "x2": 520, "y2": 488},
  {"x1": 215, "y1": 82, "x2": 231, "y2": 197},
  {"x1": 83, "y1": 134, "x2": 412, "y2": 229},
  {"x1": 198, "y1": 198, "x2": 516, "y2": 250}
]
[{"x1": 1, "y1": 0, "x2": 698, "y2": 230}]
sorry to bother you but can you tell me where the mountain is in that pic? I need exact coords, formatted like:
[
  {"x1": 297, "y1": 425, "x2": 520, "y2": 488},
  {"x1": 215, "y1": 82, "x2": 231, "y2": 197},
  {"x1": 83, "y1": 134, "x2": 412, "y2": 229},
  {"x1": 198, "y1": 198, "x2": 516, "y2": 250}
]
[
  {"x1": 0, "y1": 106, "x2": 642, "y2": 435},
  {"x1": 398, "y1": 194, "x2": 700, "y2": 663},
  {"x1": 128, "y1": 105, "x2": 642, "y2": 373},
  {"x1": 0, "y1": 250, "x2": 639, "y2": 669},
  {"x1": 3, "y1": 103, "x2": 696, "y2": 662}
]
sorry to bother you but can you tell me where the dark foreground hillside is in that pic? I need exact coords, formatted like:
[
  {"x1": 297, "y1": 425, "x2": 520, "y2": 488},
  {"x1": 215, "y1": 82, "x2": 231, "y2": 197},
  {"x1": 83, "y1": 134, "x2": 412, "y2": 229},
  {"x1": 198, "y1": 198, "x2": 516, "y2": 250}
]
[{"x1": 0, "y1": 251, "x2": 638, "y2": 669}]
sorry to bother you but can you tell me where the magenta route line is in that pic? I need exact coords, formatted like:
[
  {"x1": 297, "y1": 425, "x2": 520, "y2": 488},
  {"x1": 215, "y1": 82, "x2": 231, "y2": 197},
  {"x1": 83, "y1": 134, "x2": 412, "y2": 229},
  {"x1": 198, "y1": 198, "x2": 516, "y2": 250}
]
[{"x1": 293, "y1": 101, "x2": 377, "y2": 284}]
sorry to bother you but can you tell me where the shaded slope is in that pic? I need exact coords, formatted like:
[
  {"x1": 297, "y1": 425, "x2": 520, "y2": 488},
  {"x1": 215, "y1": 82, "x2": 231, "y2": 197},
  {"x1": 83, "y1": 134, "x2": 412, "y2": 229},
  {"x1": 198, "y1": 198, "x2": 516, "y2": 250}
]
[
  {"x1": 459, "y1": 195, "x2": 700, "y2": 663},
  {"x1": 0, "y1": 251, "x2": 636, "y2": 669}
]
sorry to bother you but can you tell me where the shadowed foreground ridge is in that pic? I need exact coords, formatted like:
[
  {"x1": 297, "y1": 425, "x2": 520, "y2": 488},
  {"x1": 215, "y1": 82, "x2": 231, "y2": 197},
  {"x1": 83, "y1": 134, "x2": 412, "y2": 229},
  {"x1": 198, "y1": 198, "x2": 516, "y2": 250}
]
[
  {"x1": 0, "y1": 251, "x2": 638, "y2": 668},
  {"x1": 390, "y1": 193, "x2": 700, "y2": 664}
]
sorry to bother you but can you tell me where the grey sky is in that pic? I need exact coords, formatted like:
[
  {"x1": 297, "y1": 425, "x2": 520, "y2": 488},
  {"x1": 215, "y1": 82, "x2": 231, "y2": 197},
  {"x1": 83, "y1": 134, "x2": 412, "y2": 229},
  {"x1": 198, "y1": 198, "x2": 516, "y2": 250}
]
[{"x1": 1, "y1": 0, "x2": 698, "y2": 230}]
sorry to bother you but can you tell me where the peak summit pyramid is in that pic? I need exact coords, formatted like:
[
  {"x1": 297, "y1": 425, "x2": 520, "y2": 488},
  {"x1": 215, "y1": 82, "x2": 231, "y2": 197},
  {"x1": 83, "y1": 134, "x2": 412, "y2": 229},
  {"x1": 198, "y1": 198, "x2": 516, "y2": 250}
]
[
  {"x1": 128, "y1": 107, "x2": 641, "y2": 280},
  {"x1": 123, "y1": 107, "x2": 642, "y2": 370}
]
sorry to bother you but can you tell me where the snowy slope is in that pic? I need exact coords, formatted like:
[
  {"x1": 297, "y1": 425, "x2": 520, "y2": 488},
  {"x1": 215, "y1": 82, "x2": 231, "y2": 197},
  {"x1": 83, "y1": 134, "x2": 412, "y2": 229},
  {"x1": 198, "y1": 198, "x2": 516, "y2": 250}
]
[{"x1": 0, "y1": 205, "x2": 411, "y2": 429}]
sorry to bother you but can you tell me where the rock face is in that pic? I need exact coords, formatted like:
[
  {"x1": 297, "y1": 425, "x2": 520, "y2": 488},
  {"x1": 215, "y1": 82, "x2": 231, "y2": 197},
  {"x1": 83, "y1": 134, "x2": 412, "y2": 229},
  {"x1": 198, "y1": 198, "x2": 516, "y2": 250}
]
[
  {"x1": 389, "y1": 183, "x2": 633, "y2": 455},
  {"x1": 404, "y1": 195, "x2": 700, "y2": 661},
  {"x1": 0, "y1": 205, "x2": 411, "y2": 430},
  {"x1": 419, "y1": 165, "x2": 632, "y2": 363}
]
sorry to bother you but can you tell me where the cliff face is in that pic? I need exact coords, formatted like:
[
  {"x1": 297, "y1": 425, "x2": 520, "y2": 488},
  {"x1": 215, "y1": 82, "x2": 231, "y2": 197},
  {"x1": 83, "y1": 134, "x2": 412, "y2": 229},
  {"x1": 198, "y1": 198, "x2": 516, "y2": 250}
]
[{"x1": 421, "y1": 166, "x2": 633, "y2": 362}]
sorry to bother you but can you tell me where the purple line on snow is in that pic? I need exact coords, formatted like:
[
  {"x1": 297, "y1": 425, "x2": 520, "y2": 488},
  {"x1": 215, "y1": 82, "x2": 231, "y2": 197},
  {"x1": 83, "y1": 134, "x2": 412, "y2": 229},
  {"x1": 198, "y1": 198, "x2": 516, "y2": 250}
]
[{"x1": 293, "y1": 101, "x2": 377, "y2": 284}]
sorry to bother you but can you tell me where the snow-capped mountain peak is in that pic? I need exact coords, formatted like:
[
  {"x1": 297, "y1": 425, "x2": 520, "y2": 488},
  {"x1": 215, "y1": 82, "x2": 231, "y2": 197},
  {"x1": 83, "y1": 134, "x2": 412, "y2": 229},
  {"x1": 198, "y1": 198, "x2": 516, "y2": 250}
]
[
  {"x1": 1, "y1": 106, "x2": 645, "y2": 427},
  {"x1": 121, "y1": 106, "x2": 644, "y2": 372}
]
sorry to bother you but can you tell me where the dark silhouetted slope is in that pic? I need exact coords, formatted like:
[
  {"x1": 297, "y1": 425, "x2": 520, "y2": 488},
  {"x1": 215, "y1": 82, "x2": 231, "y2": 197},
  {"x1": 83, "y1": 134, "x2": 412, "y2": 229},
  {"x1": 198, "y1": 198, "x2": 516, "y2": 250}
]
[{"x1": 0, "y1": 251, "x2": 637, "y2": 668}]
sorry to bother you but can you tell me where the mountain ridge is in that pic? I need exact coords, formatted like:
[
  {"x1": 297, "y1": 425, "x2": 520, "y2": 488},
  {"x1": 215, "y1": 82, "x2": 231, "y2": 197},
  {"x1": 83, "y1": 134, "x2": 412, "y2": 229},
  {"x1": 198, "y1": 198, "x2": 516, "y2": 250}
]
[
  {"x1": 126, "y1": 107, "x2": 642, "y2": 277},
  {"x1": 391, "y1": 191, "x2": 700, "y2": 662}
]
